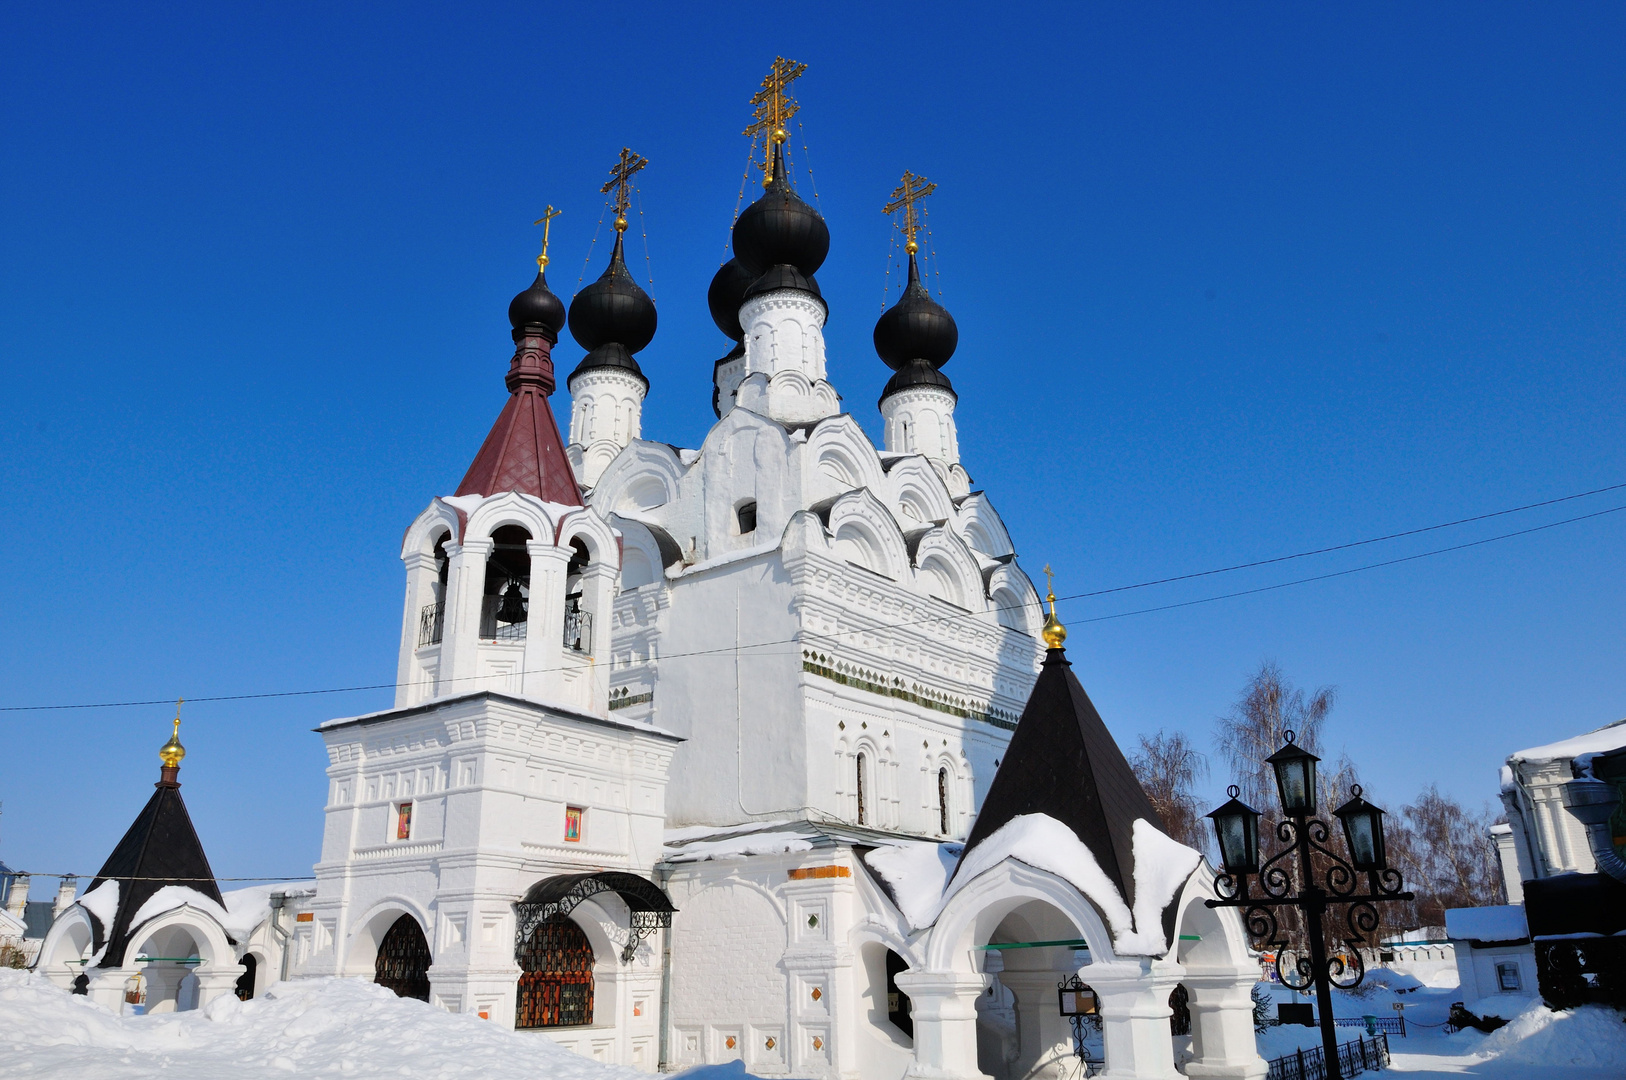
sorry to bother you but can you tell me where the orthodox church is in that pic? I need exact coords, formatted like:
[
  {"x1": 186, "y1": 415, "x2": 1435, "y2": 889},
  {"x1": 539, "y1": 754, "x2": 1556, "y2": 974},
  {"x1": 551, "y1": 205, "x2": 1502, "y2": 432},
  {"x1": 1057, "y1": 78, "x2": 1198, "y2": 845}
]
[{"x1": 36, "y1": 61, "x2": 1266, "y2": 1080}]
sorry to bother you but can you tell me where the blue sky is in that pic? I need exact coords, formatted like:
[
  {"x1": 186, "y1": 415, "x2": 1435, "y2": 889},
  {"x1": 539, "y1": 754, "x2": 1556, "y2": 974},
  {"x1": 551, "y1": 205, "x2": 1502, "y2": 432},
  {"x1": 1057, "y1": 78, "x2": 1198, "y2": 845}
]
[{"x1": 1, "y1": 3, "x2": 1622, "y2": 885}]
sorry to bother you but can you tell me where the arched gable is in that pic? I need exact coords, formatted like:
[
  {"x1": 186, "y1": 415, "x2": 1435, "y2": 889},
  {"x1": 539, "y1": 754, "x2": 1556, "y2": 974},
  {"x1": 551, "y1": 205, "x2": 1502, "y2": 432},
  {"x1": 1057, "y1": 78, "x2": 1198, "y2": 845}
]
[
  {"x1": 924, "y1": 858, "x2": 1118, "y2": 970},
  {"x1": 824, "y1": 489, "x2": 910, "y2": 580},
  {"x1": 402, "y1": 501, "x2": 461, "y2": 559},
  {"x1": 1167, "y1": 864, "x2": 1253, "y2": 970},
  {"x1": 610, "y1": 515, "x2": 683, "y2": 588},
  {"x1": 462, "y1": 491, "x2": 563, "y2": 547},
  {"x1": 985, "y1": 563, "x2": 1042, "y2": 635},
  {"x1": 803, "y1": 414, "x2": 886, "y2": 499},
  {"x1": 883, "y1": 456, "x2": 956, "y2": 527},
  {"x1": 590, "y1": 440, "x2": 687, "y2": 516},
  {"x1": 953, "y1": 492, "x2": 1015, "y2": 558},
  {"x1": 910, "y1": 527, "x2": 985, "y2": 611},
  {"x1": 344, "y1": 897, "x2": 434, "y2": 975},
  {"x1": 553, "y1": 506, "x2": 619, "y2": 566},
  {"x1": 126, "y1": 904, "x2": 237, "y2": 969},
  {"x1": 37, "y1": 906, "x2": 96, "y2": 983}
]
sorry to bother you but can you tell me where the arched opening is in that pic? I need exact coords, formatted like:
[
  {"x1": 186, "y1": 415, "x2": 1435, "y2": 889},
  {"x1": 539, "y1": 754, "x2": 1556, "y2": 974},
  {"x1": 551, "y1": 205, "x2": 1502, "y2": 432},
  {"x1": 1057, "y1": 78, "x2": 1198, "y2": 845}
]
[
  {"x1": 1169, "y1": 983, "x2": 1191, "y2": 1036},
  {"x1": 736, "y1": 499, "x2": 758, "y2": 535},
  {"x1": 974, "y1": 901, "x2": 1097, "y2": 1080},
  {"x1": 235, "y1": 953, "x2": 258, "y2": 1000},
  {"x1": 516, "y1": 915, "x2": 595, "y2": 1028},
  {"x1": 419, "y1": 531, "x2": 451, "y2": 647},
  {"x1": 131, "y1": 924, "x2": 205, "y2": 1013},
  {"x1": 856, "y1": 753, "x2": 870, "y2": 825},
  {"x1": 938, "y1": 768, "x2": 951, "y2": 835},
  {"x1": 373, "y1": 914, "x2": 431, "y2": 1001},
  {"x1": 481, "y1": 525, "x2": 531, "y2": 641},
  {"x1": 564, "y1": 538, "x2": 592, "y2": 653}
]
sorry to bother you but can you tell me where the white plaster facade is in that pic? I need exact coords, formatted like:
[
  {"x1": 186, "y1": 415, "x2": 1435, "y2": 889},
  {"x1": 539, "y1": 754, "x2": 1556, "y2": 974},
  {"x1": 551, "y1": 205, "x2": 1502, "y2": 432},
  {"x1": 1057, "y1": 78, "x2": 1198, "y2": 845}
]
[
  {"x1": 880, "y1": 385, "x2": 970, "y2": 498},
  {"x1": 568, "y1": 367, "x2": 648, "y2": 488}
]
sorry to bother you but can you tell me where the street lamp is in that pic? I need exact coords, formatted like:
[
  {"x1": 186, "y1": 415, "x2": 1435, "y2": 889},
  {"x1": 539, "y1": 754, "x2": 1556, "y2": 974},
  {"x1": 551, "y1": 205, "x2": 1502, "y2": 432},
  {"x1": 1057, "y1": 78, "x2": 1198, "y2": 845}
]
[{"x1": 1206, "y1": 732, "x2": 1413, "y2": 1080}]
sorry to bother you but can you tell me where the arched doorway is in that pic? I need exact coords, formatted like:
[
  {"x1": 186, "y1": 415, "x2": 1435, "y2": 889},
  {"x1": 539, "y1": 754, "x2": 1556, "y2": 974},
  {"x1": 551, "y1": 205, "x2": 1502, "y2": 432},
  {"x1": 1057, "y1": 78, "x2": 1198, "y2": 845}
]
[
  {"x1": 373, "y1": 914, "x2": 431, "y2": 1001},
  {"x1": 235, "y1": 954, "x2": 257, "y2": 1000},
  {"x1": 516, "y1": 915, "x2": 595, "y2": 1028}
]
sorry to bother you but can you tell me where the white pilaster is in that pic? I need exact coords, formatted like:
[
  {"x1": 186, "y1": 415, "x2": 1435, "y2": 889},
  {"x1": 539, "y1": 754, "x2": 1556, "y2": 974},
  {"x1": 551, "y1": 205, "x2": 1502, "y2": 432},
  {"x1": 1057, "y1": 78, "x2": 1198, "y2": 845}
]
[
  {"x1": 895, "y1": 970, "x2": 992, "y2": 1080},
  {"x1": 1087, "y1": 960, "x2": 1183, "y2": 1080}
]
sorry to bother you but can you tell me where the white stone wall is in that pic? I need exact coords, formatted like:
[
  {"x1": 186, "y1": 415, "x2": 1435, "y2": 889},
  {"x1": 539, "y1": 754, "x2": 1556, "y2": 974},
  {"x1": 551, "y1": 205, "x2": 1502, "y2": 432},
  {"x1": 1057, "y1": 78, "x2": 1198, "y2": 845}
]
[{"x1": 568, "y1": 368, "x2": 648, "y2": 488}]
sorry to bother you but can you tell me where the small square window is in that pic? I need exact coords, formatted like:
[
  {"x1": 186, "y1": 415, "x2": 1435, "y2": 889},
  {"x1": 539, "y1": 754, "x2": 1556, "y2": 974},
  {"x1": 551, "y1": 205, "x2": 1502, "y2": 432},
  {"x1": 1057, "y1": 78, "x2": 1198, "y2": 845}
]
[
  {"x1": 395, "y1": 802, "x2": 413, "y2": 841},
  {"x1": 1496, "y1": 962, "x2": 1521, "y2": 992},
  {"x1": 564, "y1": 806, "x2": 584, "y2": 842}
]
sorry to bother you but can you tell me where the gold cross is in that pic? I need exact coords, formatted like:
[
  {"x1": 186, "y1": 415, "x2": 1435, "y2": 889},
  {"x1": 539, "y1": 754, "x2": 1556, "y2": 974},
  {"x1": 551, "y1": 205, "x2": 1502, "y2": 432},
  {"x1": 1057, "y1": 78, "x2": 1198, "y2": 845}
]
[
  {"x1": 883, "y1": 170, "x2": 936, "y2": 255},
  {"x1": 744, "y1": 57, "x2": 808, "y2": 185},
  {"x1": 1043, "y1": 564, "x2": 1056, "y2": 601},
  {"x1": 600, "y1": 148, "x2": 649, "y2": 231},
  {"x1": 175, "y1": 697, "x2": 184, "y2": 719},
  {"x1": 532, "y1": 205, "x2": 561, "y2": 271}
]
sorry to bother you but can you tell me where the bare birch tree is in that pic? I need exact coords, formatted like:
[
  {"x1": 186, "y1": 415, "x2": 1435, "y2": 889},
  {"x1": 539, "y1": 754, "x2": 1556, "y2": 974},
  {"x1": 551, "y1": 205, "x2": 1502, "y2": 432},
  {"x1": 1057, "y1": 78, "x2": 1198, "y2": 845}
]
[{"x1": 1130, "y1": 730, "x2": 1210, "y2": 853}]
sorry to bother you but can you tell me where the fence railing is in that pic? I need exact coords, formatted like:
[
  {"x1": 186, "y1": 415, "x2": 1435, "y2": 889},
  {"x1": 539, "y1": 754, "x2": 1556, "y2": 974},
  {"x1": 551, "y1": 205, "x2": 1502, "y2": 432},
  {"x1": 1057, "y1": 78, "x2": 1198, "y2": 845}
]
[
  {"x1": 418, "y1": 602, "x2": 444, "y2": 647},
  {"x1": 563, "y1": 605, "x2": 592, "y2": 653},
  {"x1": 479, "y1": 596, "x2": 528, "y2": 641},
  {"x1": 1265, "y1": 1032, "x2": 1389, "y2": 1080},
  {"x1": 1334, "y1": 1015, "x2": 1405, "y2": 1037}
]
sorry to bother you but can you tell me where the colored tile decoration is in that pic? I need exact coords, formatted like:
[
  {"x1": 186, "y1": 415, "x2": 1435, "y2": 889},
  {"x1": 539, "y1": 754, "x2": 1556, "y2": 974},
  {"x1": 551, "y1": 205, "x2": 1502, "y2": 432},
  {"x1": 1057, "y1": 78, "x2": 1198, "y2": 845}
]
[
  {"x1": 811, "y1": 987, "x2": 822, "y2": 1001},
  {"x1": 725, "y1": 1036, "x2": 736, "y2": 1050},
  {"x1": 786, "y1": 865, "x2": 850, "y2": 880},
  {"x1": 564, "y1": 806, "x2": 583, "y2": 842},
  {"x1": 765, "y1": 1037, "x2": 775, "y2": 1050},
  {"x1": 813, "y1": 1037, "x2": 823, "y2": 1050},
  {"x1": 396, "y1": 802, "x2": 412, "y2": 840}
]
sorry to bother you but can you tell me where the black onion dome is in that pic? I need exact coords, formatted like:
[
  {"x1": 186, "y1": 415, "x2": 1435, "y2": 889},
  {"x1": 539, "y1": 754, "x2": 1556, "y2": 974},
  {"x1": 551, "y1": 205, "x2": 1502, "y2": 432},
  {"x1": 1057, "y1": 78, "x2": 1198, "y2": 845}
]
[
  {"x1": 880, "y1": 358, "x2": 957, "y2": 404},
  {"x1": 508, "y1": 270, "x2": 567, "y2": 337},
  {"x1": 707, "y1": 257, "x2": 754, "y2": 341},
  {"x1": 567, "y1": 232, "x2": 656, "y2": 383},
  {"x1": 874, "y1": 252, "x2": 957, "y2": 372},
  {"x1": 732, "y1": 142, "x2": 829, "y2": 278}
]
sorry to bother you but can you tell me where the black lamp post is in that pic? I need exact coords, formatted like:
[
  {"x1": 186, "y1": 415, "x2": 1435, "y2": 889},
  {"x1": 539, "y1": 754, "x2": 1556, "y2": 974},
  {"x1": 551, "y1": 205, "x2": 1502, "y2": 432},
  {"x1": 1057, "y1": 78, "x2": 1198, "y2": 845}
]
[{"x1": 1206, "y1": 732, "x2": 1413, "y2": 1080}]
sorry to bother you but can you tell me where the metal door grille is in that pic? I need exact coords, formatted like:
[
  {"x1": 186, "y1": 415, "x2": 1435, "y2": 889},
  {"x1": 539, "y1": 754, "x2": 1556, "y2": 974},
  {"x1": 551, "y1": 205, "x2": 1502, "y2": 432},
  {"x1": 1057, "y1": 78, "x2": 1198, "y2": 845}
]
[
  {"x1": 374, "y1": 915, "x2": 431, "y2": 1001},
  {"x1": 516, "y1": 915, "x2": 595, "y2": 1028}
]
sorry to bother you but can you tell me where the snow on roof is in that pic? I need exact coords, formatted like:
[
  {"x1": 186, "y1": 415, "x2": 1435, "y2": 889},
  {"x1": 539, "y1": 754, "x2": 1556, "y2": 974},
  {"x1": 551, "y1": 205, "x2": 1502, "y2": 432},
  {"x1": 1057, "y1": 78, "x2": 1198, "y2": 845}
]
[
  {"x1": 1510, "y1": 719, "x2": 1626, "y2": 766},
  {"x1": 1446, "y1": 905, "x2": 1530, "y2": 943},
  {"x1": 77, "y1": 879, "x2": 119, "y2": 931},
  {"x1": 128, "y1": 885, "x2": 232, "y2": 941},
  {"x1": 863, "y1": 840, "x2": 961, "y2": 928},
  {"x1": 662, "y1": 821, "x2": 819, "y2": 863},
  {"x1": 220, "y1": 882, "x2": 315, "y2": 941},
  {"x1": 931, "y1": 813, "x2": 1201, "y2": 955}
]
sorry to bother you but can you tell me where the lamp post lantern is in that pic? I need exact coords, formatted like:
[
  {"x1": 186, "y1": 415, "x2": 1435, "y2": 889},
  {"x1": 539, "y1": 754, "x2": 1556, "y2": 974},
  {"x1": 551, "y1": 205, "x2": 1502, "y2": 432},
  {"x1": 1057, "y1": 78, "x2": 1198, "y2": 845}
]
[{"x1": 1206, "y1": 733, "x2": 1413, "y2": 1080}]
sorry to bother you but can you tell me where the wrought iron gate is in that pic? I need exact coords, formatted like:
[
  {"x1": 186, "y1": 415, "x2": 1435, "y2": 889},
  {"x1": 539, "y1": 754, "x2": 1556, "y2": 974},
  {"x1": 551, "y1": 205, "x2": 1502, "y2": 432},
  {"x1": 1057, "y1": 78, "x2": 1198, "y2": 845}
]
[
  {"x1": 516, "y1": 915, "x2": 595, "y2": 1027},
  {"x1": 374, "y1": 914, "x2": 431, "y2": 1001}
]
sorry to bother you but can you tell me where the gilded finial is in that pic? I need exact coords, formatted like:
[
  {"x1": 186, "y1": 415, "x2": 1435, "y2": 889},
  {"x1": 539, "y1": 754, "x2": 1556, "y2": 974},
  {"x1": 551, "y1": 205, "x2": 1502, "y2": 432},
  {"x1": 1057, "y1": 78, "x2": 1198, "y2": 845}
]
[
  {"x1": 744, "y1": 57, "x2": 808, "y2": 188},
  {"x1": 883, "y1": 171, "x2": 936, "y2": 256},
  {"x1": 1040, "y1": 564, "x2": 1066, "y2": 649},
  {"x1": 600, "y1": 148, "x2": 648, "y2": 234},
  {"x1": 533, "y1": 205, "x2": 562, "y2": 271},
  {"x1": 159, "y1": 699, "x2": 186, "y2": 769}
]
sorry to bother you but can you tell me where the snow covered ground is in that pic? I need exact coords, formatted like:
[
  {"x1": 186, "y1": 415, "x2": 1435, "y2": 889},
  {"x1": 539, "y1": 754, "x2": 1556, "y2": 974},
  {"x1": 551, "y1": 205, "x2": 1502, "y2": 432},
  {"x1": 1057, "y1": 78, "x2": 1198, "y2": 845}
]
[
  {"x1": 1257, "y1": 978, "x2": 1626, "y2": 1079},
  {"x1": 2, "y1": 967, "x2": 1622, "y2": 1079}
]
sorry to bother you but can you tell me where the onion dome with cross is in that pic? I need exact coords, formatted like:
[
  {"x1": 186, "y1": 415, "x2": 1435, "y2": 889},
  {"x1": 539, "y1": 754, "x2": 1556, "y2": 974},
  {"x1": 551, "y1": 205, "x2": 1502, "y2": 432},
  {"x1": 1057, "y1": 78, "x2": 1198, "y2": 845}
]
[{"x1": 568, "y1": 148, "x2": 656, "y2": 386}]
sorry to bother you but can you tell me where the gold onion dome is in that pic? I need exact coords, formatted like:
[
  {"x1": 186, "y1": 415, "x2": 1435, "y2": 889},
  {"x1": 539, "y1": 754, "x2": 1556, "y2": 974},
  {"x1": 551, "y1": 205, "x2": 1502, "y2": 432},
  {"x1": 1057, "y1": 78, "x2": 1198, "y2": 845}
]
[
  {"x1": 1040, "y1": 570, "x2": 1067, "y2": 649},
  {"x1": 159, "y1": 714, "x2": 186, "y2": 769}
]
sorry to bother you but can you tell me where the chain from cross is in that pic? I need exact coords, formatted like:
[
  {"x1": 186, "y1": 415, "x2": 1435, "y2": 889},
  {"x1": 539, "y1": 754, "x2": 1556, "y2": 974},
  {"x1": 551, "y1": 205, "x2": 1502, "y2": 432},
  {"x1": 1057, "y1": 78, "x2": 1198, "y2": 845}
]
[
  {"x1": 532, "y1": 205, "x2": 562, "y2": 271},
  {"x1": 600, "y1": 149, "x2": 648, "y2": 231},
  {"x1": 745, "y1": 57, "x2": 807, "y2": 185},
  {"x1": 883, "y1": 170, "x2": 936, "y2": 255}
]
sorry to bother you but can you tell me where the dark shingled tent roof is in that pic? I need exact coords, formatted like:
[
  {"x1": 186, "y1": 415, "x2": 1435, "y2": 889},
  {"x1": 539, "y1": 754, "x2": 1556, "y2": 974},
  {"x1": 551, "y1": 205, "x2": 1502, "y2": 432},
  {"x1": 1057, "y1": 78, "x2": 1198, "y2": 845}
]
[
  {"x1": 951, "y1": 645, "x2": 1167, "y2": 920},
  {"x1": 85, "y1": 771, "x2": 223, "y2": 968}
]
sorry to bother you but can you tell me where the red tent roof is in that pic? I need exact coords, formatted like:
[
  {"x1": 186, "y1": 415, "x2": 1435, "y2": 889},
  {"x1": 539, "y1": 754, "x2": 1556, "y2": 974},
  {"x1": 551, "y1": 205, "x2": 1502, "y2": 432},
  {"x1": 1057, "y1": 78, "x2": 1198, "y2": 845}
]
[{"x1": 455, "y1": 331, "x2": 582, "y2": 505}]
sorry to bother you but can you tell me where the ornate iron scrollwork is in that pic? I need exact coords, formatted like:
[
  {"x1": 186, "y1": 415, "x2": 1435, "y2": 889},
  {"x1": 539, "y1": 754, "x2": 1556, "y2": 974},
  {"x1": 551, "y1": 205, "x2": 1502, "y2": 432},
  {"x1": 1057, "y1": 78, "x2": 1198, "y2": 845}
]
[{"x1": 513, "y1": 872, "x2": 676, "y2": 964}]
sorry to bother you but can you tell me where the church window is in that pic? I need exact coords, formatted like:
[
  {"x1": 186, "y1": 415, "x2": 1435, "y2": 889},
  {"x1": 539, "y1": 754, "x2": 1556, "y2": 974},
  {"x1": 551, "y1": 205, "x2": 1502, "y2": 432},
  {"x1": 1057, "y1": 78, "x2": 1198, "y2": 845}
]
[
  {"x1": 374, "y1": 914, "x2": 431, "y2": 1001},
  {"x1": 937, "y1": 768, "x2": 950, "y2": 835},
  {"x1": 1168, "y1": 984, "x2": 1191, "y2": 1036},
  {"x1": 516, "y1": 915, "x2": 595, "y2": 1028},
  {"x1": 395, "y1": 802, "x2": 413, "y2": 841},
  {"x1": 1497, "y1": 962, "x2": 1521, "y2": 991},
  {"x1": 564, "y1": 806, "x2": 584, "y2": 842},
  {"x1": 482, "y1": 525, "x2": 531, "y2": 641},
  {"x1": 736, "y1": 500, "x2": 757, "y2": 534},
  {"x1": 856, "y1": 754, "x2": 868, "y2": 825}
]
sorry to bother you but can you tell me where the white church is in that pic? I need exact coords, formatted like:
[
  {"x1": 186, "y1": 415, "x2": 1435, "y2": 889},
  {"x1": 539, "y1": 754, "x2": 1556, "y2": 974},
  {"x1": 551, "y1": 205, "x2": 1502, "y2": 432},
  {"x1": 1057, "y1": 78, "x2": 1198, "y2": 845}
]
[{"x1": 35, "y1": 64, "x2": 1267, "y2": 1080}]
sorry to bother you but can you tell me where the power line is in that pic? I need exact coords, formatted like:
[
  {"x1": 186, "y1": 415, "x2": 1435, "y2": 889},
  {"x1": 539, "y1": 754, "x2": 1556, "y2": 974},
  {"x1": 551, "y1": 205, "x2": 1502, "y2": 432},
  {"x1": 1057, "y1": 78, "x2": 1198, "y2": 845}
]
[{"x1": 0, "y1": 483, "x2": 1620, "y2": 715}]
